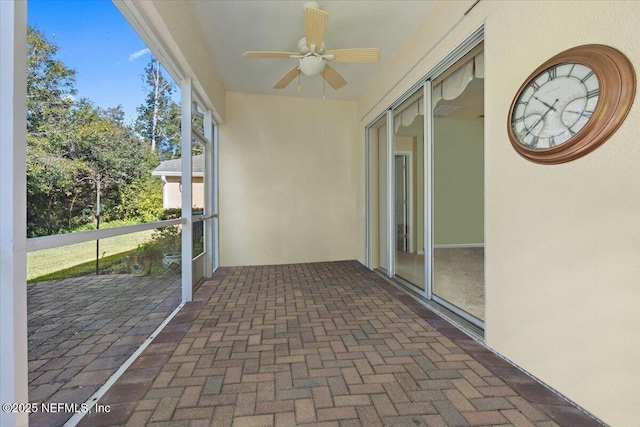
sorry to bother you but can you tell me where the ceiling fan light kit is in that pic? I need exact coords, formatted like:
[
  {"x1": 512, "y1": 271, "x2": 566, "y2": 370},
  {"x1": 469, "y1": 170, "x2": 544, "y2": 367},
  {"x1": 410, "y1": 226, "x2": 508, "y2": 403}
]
[
  {"x1": 243, "y1": 2, "x2": 381, "y2": 92},
  {"x1": 299, "y1": 56, "x2": 326, "y2": 77}
]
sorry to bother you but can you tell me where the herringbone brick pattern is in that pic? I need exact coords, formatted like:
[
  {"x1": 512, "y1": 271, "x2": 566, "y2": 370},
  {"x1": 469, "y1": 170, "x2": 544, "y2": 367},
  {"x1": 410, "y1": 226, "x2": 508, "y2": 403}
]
[
  {"x1": 80, "y1": 261, "x2": 602, "y2": 426},
  {"x1": 27, "y1": 273, "x2": 181, "y2": 427}
]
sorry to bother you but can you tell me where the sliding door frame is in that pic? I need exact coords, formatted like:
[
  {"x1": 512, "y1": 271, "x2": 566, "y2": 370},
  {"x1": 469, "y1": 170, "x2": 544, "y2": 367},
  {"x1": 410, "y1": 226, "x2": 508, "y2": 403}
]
[
  {"x1": 364, "y1": 110, "x2": 394, "y2": 276},
  {"x1": 424, "y1": 82, "x2": 434, "y2": 300},
  {"x1": 386, "y1": 110, "x2": 395, "y2": 278}
]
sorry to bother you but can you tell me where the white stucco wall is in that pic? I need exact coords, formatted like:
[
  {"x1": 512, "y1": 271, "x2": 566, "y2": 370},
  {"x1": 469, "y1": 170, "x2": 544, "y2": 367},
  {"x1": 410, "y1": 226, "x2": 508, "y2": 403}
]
[
  {"x1": 358, "y1": 1, "x2": 640, "y2": 425},
  {"x1": 219, "y1": 92, "x2": 359, "y2": 267}
]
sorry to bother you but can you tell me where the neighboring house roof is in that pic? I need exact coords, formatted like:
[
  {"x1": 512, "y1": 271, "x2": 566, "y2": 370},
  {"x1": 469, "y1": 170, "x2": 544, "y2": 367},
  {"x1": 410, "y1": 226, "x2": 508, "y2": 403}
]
[{"x1": 152, "y1": 154, "x2": 204, "y2": 177}]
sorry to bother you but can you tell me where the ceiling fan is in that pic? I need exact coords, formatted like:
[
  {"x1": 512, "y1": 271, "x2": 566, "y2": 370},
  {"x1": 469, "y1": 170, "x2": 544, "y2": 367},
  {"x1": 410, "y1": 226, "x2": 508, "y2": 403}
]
[{"x1": 243, "y1": 1, "x2": 380, "y2": 91}]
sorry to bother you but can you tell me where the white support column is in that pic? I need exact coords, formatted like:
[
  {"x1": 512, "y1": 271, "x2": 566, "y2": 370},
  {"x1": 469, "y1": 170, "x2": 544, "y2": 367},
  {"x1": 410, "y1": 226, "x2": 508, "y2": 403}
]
[
  {"x1": 212, "y1": 124, "x2": 219, "y2": 270},
  {"x1": 203, "y1": 110, "x2": 214, "y2": 277},
  {"x1": 0, "y1": 1, "x2": 29, "y2": 426},
  {"x1": 181, "y1": 78, "x2": 193, "y2": 302}
]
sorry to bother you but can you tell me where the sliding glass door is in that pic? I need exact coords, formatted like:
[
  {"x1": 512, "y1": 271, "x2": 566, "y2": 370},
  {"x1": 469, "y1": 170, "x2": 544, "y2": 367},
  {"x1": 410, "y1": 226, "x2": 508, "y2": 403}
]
[
  {"x1": 393, "y1": 94, "x2": 425, "y2": 290},
  {"x1": 366, "y1": 35, "x2": 484, "y2": 327},
  {"x1": 431, "y1": 49, "x2": 485, "y2": 323}
]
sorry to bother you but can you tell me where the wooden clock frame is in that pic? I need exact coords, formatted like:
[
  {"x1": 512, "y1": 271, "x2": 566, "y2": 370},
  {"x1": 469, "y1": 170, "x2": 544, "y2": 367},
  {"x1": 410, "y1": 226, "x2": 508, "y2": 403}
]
[{"x1": 507, "y1": 44, "x2": 636, "y2": 165}]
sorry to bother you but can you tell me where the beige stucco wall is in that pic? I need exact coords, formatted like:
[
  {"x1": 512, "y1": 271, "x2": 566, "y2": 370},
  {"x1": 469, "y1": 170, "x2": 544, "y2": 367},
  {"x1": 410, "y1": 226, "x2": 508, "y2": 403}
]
[
  {"x1": 162, "y1": 176, "x2": 204, "y2": 209},
  {"x1": 218, "y1": 92, "x2": 359, "y2": 266},
  {"x1": 484, "y1": 3, "x2": 640, "y2": 426},
  {"x1": 358, "y1": 1, "x2": 640, "y2": 425}
]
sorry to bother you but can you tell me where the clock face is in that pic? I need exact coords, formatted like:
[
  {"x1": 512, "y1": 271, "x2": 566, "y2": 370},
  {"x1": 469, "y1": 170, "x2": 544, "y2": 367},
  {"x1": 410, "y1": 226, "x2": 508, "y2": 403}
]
[{"x1": 511, "y1": 62, "x2": 600, "y2": 149}]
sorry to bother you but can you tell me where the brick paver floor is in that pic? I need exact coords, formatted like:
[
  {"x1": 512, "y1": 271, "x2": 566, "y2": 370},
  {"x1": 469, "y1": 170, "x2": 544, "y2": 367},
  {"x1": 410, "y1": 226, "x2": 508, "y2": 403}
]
[
  {"x1": 78, "y1": 261, "x2": 603, "y2": 426},
  {"x1": 28, "y1": 273, "x2": 181, "y2": 426}
]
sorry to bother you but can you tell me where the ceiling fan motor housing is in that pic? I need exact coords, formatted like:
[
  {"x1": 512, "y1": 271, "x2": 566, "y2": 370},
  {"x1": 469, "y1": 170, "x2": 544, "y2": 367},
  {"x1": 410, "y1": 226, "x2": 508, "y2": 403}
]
[
  {"x1": 298, "y1": 37, "x2": 325, "y2": 55},
  {"x1": 303, "y1": 1, "x2": 321, "y2": 11}
]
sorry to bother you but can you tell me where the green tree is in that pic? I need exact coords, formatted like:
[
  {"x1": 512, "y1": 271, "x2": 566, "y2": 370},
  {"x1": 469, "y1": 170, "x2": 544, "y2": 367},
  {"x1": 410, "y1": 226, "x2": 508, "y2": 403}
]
[
  {"x1": 26, "y1": 27, "x2": 162, "y2": 236},
  {"x1": 117, "y1": 173, "x2": 164, "y2": 222},
  {"x1": 68, "y1": 100, "x2": 157, "y2": 225},
  {"x1": 26, "y1": 27, "x2": 76, "y2": 134},
  {"x1": 26, "y1": 27, "x2": 80, "y2": 236},
  {"x1": 135, "y1": 58, "x2": 181, "y2": 159}
]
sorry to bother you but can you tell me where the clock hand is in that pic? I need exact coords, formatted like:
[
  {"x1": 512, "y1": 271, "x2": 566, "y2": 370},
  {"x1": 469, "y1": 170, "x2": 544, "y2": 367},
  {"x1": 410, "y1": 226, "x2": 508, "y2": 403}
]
[
  {"x1": 524, "y1": 99, "x2": 559, "y2": 137},
  {"x1": 565, "y1": 110, "x2": 592, "y2": 117},
  {"x1": 533, "y1": 95, "x2": 557, "y2": 111}
]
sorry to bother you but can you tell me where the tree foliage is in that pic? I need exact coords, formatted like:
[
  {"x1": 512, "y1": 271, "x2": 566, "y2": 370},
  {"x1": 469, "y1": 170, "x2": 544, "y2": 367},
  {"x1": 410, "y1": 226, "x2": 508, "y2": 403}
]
[
  {"x1": 135, "y1": 58, "x2": 181, "y2": 159},
  {"x1": 26, "y1": 27, "x2": 163, "y2": 237},
  {"x1": 117, "y1": 173, "x2": 164, "y2": 222}
]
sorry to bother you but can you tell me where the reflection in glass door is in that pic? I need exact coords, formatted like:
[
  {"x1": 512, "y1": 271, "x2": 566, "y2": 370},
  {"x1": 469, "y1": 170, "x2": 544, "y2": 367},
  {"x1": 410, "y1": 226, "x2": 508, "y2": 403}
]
[
  {"x1": 394, "y1": 94, "x2": 425, "y2": 290},
  {"x1": 394, "y1": 154, "x2": 408, "y2": 252},
  {"x1": 431, "y1": 49, "x2": 485, "y2": 322}
]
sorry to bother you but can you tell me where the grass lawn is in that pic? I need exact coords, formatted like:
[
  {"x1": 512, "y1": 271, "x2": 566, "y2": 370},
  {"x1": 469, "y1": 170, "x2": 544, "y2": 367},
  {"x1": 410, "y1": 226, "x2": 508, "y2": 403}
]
[{"x1": 27, "y1": 229, "x2": 154, "y2": 282}]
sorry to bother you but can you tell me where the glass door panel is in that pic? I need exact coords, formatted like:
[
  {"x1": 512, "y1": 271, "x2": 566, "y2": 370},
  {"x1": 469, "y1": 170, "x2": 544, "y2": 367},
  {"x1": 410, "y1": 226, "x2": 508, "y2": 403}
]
[
  {"x1": 394, "y1": 94, "x2": 425, "y2": 290},
  {"x1": 431, "y1": 51, "x2": 485, "y2": 321},
  {"x1": 367, "y1": 115, "x2": 389, "y2": 272}
]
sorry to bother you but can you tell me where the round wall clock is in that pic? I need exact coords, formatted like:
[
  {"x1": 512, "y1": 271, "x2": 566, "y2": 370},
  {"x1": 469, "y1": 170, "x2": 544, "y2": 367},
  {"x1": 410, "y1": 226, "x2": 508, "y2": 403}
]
[{"x1": 508, "y1": 44, "x2": 636, "y2": 164}]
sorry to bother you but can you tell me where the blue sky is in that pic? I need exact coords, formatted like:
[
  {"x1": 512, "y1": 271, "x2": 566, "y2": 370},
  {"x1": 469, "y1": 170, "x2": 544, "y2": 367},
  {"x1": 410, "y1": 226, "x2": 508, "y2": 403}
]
[{"x1": 28, "y1": 0, "x2": 178, "y2": 124}]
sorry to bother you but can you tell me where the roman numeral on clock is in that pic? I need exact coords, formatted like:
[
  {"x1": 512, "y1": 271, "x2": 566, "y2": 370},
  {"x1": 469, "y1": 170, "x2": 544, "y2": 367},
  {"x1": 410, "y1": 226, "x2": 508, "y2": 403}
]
[{"x1": 581, "y1": 70, "x2": 595, "y2": 83}]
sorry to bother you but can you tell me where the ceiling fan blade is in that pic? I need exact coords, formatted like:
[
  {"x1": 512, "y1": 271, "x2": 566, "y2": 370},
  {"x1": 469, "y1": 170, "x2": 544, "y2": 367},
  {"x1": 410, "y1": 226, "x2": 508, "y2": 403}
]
[
  {"x1": 322, "y1": 64, "x2": 347, "y2": 90},
  {"x1": 273, "y1": 66, "x2": 301, "y2": 89},
  {"x1": 325, "y1": 48, "x2": 380, "y2": 63},
  {"x1": 305, "y1": 7, "x2": 328, "y2": 50},
  {"x1": 243, "y1": 51, "x2": 298, "y2": 59}
]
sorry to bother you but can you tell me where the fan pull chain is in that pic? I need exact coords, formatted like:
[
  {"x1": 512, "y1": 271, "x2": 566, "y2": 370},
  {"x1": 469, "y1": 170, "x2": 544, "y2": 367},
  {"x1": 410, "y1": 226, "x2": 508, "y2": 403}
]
[{"x1": 298, "y1": 72, "x2": 301, "y2": 92}]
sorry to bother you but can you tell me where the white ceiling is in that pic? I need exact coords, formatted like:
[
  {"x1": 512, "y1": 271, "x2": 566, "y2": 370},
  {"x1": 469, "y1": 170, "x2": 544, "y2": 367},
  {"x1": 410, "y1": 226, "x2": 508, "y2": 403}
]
[{"x1": 187, "y1": 1, "x2": 436, "y2": 100}]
